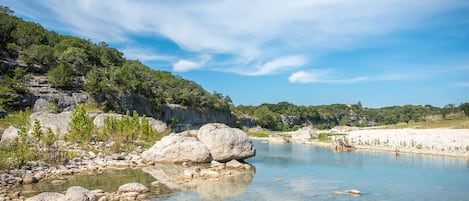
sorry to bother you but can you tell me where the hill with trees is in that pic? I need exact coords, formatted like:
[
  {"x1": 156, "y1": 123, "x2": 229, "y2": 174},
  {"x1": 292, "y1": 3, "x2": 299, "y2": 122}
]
[{"x1": 0, "y1": 7, "x2": 232, "y2": 119}]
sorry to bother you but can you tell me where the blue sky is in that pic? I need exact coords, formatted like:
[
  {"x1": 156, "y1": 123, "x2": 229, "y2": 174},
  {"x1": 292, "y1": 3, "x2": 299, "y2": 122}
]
[{"x1": 3, "y1": 0, "x2": 469, "y2": 107}]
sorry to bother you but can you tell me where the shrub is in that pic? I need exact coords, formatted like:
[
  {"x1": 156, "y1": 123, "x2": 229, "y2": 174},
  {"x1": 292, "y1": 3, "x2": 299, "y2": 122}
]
[{"x1": 67, "y1": 104, "x2": 93, "y2": 143}]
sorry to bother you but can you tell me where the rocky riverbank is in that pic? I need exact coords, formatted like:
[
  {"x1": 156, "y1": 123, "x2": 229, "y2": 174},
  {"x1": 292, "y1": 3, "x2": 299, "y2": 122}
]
[
  {"x1": 251, "y1": 127, "x2": 469, "y2": 158},
  {"x1": 0, "y1": 122, "x2": 256, "y2": 201},
  {"x1": 336, "y1": 128, "x2": 469, "y2": 158}
]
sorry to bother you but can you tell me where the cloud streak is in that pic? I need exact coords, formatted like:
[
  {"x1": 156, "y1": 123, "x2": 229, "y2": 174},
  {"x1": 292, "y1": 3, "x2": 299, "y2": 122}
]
[
  {"x1": 172, "y1": 55, "x2": 210, "y2": 72},
  {"x1": 5, "y1": 0, "x2": 469, "y2": 76}
]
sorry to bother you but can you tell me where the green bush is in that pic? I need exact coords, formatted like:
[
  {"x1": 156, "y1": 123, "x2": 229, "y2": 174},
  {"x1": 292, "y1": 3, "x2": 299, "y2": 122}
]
[{"x1": 67, "y1": 104, "x2": 93, "y2": 143}]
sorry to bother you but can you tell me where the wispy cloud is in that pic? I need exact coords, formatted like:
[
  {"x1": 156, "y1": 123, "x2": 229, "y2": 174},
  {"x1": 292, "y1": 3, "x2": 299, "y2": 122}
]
[
  {"x1": 172, "y1": 55, "x2": 210, "y2": 72},
  {"x1": 242, "y1": 55, "x2": 307, "y2": 76},
  {"x1": 289, "y1": 70, "x2": 368, "y2": 84},
  {"x1": 5, "y1": 0, "x2": 467, "y2": 76}
]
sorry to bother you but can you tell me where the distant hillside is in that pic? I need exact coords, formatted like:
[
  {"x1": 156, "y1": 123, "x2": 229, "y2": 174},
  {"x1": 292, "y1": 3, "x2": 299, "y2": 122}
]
[{"x1": 0, "y1": 9, "x2": 232, "y2": 117}]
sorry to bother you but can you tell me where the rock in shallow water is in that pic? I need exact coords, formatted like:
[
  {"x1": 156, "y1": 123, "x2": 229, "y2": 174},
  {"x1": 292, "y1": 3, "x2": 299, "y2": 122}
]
[
  {"x1": 141, "y1": 134, "x2": 212, "y2": 163},
  {"x1": 118, "y1": 182, "x2": 149, "y2": 193},
  {"x1": 197, "y1": 123, "x2": 256, "y2": 162}
]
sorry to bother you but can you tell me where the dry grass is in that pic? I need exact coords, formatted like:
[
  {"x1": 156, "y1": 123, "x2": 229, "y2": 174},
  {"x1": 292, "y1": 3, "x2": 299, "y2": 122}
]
[{"x1": 383, "y1": 113, "x2": 469, "y2": 129}]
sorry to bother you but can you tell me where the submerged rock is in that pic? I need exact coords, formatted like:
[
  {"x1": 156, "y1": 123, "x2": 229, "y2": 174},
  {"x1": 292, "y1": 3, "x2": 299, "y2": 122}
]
[
  {"x1": 25, "y1": 192, "x2": 65, "y2": 201},
  {"x1": 197, "y1": 123, "x2": 256, "y2": 162},
  {"x1": 141, "y1": 134, "x2": 212, "y2": 163},
  {"x1": 142, "y1": 163, "x2": 255, "y2": 200},
  {"x1": 118, "y1": 182, "x2": 149, "y2": 193}
]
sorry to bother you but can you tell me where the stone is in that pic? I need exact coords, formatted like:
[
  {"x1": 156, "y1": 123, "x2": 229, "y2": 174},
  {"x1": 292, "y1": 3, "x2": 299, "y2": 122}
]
[
  {"x1": 141, "y1": 134, "x2": 212, "y2": 163},
  {"x1": 25, "y1": 192, "x2": 65, "y2": 201},
  {"x1": 0, "y1": 126, "x2": 20, "y2": 145},
  {"x1": 210, "y1": 161, "x2": 225, "y2": 170},
  {"x1": 226, "y1": 159, "x2": 245, "y2": 169},
  {"x1": 200, "y1": 169, "x2": 219, "y2": 178},
  {"x1": 197, "y1": 123, "x2": 256, "y2": 162},
  {"x1": 30, "y1": 112, "x2": 72, "y2": 136},
  {"x1": 145, "y1": 117, "x2": 168, "y2": 133},
  {"x1": 32, "y1": 98, "x2": 50, "y2": 113},
  {"x1": 288, "y1": 126, "x2": 317, "y2": 141},
  {"x1": 118, "y1": 183, "x2": 148, "y2": 193},
  {"x1": 22, "y1": 174, "x2": 38, "y2": 184},
  {"x1": 51, "y1": 179, "x2": 66, "y2": 185},
  {"x1": 346, "y1": 189, "x2": 361, "y2": 195},
  {"x1": 64, "y1": 186, "x2": 97, "y2": 201}
]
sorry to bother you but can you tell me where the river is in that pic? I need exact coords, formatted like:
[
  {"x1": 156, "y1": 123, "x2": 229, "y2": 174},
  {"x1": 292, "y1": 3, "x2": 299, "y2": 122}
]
[{"x1": 28, "y1": 140, "x2": 469, "y2": 200}]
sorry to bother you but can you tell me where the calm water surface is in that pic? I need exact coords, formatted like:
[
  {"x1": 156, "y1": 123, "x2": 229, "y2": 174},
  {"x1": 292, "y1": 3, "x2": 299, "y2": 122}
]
[
  {"x1": 160, "y1": 140, "x2": 469, "y2": 201},
  {"x1": 28, "y1": 140, "x2": 469, "y2": 200}
]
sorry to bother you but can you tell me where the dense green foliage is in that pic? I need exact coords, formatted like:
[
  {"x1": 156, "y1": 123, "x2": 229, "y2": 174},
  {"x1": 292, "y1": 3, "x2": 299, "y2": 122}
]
[
  {"x1": 0, "y1": 11, "x2": 231, "y2": 113},
  {"x1": 236, "y1": 101, "x2": 468, "y2": 130}
]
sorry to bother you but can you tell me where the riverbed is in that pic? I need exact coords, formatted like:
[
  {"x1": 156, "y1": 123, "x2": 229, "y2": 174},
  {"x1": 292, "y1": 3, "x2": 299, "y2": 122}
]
[{"x1": 25, "y1": 140, "x2": 469, "y2": 200}]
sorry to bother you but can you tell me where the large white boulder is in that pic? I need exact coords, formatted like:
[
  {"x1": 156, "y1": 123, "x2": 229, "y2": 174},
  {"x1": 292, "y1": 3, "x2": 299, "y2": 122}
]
[
  {"x1": 197, "y1": 123, "x2": 256, "y2": 162},
  {"x1": 30, "y1": 112, "x2": 72, "y2": 136},
  {"x1": 141, "y1": 134, "x2": 212, "y2": 163},
  {"x1": 0, "y1": 126, "x2": 20, "y2": 145}
]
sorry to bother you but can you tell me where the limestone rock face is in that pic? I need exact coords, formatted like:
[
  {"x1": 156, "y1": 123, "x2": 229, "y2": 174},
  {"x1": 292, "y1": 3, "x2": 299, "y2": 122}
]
[
  {"x1": 30, "y1": 112, "x2": 72, "y2": 136},
  {"x1": 0, "y1": 126, "x2": 20, "y2": 145},
  {"x1": 145, "y1": 117, "x2": 168, "y2": 133},
  {"x1": 289, "y1": 126, "x2": 318, "y2": 141},
  {"x1": 141, "y1": 134, "x2": 212, "y2": 163},
  {"x1": 25, "y1": 192, "x2": 65, "y2": 201},
  {"x1": 33, "y1": 98, "x2": 51, "y2": 112},
  {"x1": 118, "y1": 182, "x2": 149, "y2": 193},
  {"x1": 64, "y1": 186, "x2": 97, "y2": 201},
  {"x1": 197, "y1": 123, "x2": 256, "y2": 162}
]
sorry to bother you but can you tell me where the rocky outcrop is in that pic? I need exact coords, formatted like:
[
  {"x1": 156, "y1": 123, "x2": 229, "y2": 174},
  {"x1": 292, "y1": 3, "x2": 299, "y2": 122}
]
[
  {"x1": 26, "y1": 192, "x2": 65, "y2": 201},
  {"x1": 280, "y1": 114, "x2": 302, "y2": 127},
  {"x1": 239, "y1": 115, "x2": 258, "y2": 128},
  {"x1": 197, "y1": 123, "x2": 256, "y2": 162},
  {"x1": 288, "y1": 126, "x2": 318, "y2": 142},
  {"x1": 0, "y1": 126, "x2": 20, "y2": 145},
  {"x1": 141, "y1": 134, "x2": 212, "y2": 163},
  {"x1": 25, "y1": 76, "x2": 90, "y2": 112},
  {"x1": 64, "y1": 186, "x2": 97, "y2": 201},
  {"x1": 30, "y1": 112, "x2": 72, "y2": 136},
  {"x1": 161, "y1": 104, "x2": 236, "y2": 132}
]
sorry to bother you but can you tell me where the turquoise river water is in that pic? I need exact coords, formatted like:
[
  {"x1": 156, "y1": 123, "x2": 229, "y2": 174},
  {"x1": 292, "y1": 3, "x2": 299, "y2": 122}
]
[{"x1": 29, "y1": 140, "x2": 469, "y2": 200}]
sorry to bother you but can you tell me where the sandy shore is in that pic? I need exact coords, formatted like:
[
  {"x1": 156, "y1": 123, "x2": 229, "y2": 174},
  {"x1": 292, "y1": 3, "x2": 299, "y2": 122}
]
[{"x1": 334, "y1": 128, "x2": 469, "y2": 158}]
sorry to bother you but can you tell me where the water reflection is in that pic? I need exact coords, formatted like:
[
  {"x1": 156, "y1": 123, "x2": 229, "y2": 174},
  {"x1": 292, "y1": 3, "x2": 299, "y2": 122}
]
[{"x1": 142, "y1": 163, "x2": 255, "y2": 200}]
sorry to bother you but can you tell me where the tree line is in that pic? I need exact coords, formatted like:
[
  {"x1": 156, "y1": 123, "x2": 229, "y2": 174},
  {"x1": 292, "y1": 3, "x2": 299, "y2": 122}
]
[{"x1": 235, "y1": 101, "x2": 469, "y2": 130}]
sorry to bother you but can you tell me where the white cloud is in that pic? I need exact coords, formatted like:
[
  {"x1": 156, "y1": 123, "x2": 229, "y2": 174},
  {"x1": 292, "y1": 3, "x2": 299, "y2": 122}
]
[
  {"x1": 5, "y1": 0, "x2": 468, "y2": 75},
  {"x1": 289, "y1": 70, "x2": 368, "y2": 84},
  {"x1": 172, "y1": 55, "x2": 210, "y2": 72},
  {"x1": 244, "y1": 55, "x2": 306, "y2": 76}
]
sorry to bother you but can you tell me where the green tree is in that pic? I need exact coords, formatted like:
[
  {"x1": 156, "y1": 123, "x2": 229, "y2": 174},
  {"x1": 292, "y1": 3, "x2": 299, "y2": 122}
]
[
  {"x1": 48, "y1": 64, "x2": 74, "y2": 89},
  {"x1": 68, "y1": 104, "x2": 93, "y2": 143},
  {"x1": 0, "y1": 5, "x2": 14, "y2": 15}
]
